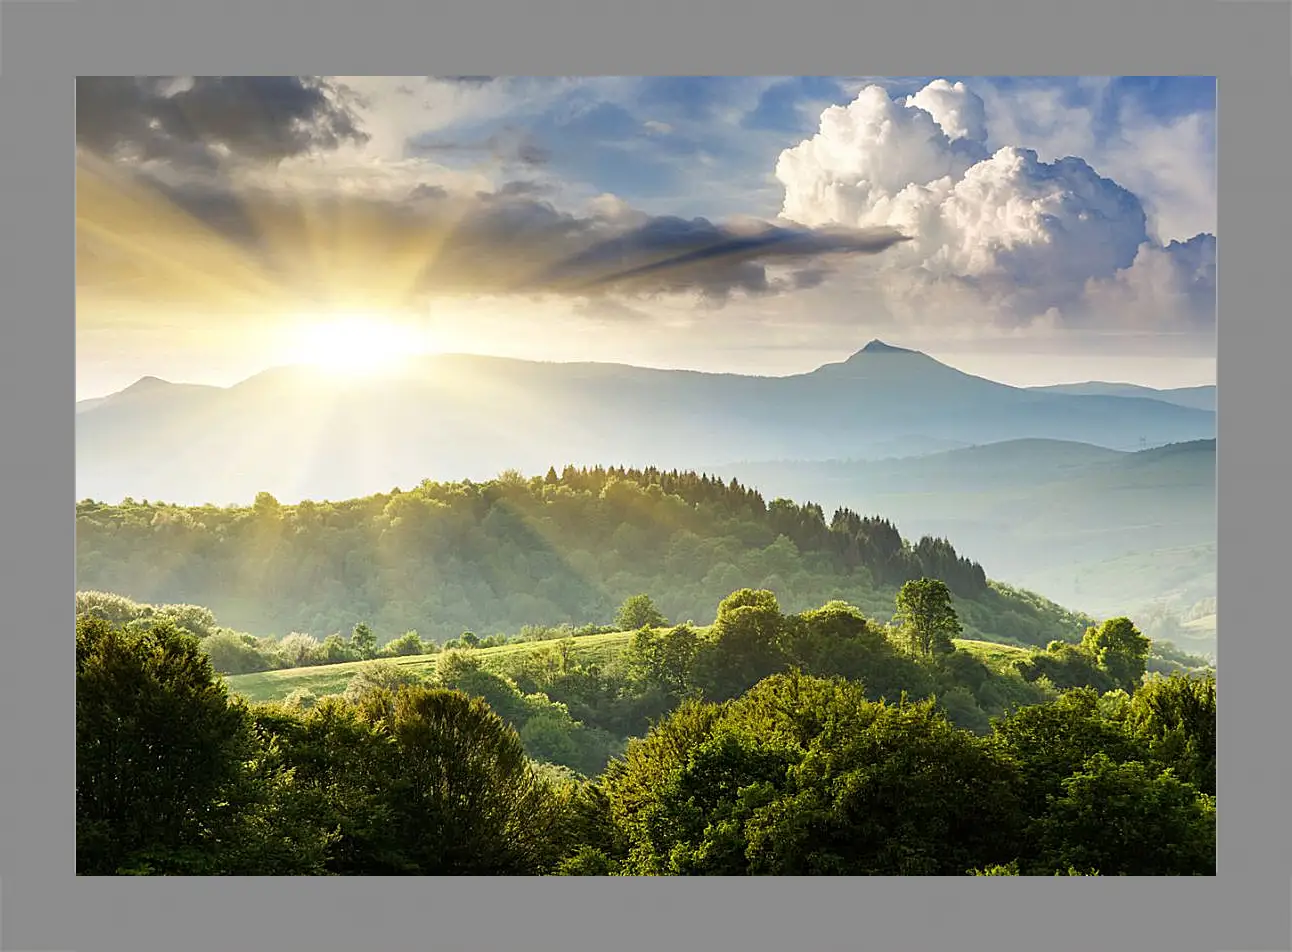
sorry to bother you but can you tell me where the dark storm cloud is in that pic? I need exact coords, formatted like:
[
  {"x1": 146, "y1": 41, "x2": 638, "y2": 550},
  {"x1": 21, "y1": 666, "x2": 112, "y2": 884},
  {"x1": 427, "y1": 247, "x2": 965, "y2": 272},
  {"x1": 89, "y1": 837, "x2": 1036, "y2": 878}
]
[
  {"x1": 75, "y1": 76, "x2": 369, "y2": 167},
  {"x1": 526, "y1": 217, "x2": 910, "y2": 298},
  {"x1": 81, "y1": 167, "x2": 909, "y2": 307}
]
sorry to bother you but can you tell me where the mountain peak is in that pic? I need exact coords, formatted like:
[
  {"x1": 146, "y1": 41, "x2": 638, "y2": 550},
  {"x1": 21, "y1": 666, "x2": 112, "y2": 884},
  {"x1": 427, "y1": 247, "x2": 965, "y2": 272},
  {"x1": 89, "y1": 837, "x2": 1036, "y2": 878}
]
[
  {"x1": 857, "y1": 339, "x2": 917, "y2": 356},
  {"x1": 122, "y1": 375, "x2": 172, "y2": 393}
]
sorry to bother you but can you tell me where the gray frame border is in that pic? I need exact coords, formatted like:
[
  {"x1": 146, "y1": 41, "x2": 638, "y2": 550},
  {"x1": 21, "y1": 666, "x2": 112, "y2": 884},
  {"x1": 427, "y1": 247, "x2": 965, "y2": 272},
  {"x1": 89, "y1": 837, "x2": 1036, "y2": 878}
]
[{"x1": 3, "y1": 0, "x2": 1287, "y2": 949}]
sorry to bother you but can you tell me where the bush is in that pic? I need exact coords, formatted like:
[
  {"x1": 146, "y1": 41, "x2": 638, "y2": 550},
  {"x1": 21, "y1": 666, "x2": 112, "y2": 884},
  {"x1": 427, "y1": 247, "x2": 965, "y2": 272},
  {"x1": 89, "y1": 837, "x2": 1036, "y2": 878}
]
[
  {"x1": 381, "y1": 631, "x2": 430, "y2": 657},
  {"x1": 343, "y1": 661, "x2": 425, "y2": 704},
  {"x1": 201, "y1": 631, "x2": 275, "y2": 675}
]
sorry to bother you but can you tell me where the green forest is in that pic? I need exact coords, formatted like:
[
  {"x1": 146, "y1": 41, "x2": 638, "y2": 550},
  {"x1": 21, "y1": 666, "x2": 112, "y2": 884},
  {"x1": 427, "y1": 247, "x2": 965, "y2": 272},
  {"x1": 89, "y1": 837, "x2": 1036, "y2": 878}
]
[
  {"x1": 75, "y1": 468, "x2": 1216, "y2": 876},
  {"x1": 76, "y1": 466, "x2": 1092, "y2": 647}
]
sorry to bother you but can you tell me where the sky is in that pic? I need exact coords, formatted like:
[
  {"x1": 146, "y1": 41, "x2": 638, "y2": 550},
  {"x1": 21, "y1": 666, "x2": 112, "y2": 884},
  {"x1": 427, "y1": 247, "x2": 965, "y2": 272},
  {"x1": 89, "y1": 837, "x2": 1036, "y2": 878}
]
[{"x1": 75, "y1": 75, "x2": 1217, "y2": 399}]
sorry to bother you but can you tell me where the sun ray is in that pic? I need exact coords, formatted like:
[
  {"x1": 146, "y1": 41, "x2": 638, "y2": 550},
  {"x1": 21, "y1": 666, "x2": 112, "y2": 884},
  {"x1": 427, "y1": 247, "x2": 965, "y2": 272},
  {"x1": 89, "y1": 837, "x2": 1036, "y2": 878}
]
[{"x1": 76, "y1": 157, "x2": 298, "y2": 314}]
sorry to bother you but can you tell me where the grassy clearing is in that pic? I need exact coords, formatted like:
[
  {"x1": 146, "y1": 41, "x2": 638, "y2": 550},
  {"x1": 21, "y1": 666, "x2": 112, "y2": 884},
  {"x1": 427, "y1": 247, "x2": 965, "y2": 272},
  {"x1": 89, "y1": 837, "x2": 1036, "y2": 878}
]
[
  {"x1": 224, "y1": 628, "x2": 1031, "y2": 705},
  {"x1": 224, "y1": 629, "x2": 637, "y2": 704},
  {"x1": 955, "y1": 638, "x2": 1031, "y2": 671}
]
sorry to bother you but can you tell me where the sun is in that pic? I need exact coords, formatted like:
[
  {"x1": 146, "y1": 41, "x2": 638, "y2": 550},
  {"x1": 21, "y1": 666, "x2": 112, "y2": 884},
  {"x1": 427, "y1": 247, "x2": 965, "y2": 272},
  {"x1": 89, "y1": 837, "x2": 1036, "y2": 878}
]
[{"x1": 289, "y1": 315, "x2": 431, "y2": 376}]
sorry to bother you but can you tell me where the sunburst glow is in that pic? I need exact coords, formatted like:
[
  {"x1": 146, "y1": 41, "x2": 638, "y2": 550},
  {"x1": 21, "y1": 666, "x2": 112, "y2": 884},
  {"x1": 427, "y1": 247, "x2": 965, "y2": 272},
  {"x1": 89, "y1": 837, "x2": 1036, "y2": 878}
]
[{"x1": 288, "y1": 316, "x2": 430, "y2": 376}]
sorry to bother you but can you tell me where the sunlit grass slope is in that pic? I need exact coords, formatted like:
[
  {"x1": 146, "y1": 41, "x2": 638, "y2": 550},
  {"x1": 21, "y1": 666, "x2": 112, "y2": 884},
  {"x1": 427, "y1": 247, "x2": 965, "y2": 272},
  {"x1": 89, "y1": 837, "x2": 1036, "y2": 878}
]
[{"x1": 223, "y1": 629, "x2": 1031, "y2": 705}]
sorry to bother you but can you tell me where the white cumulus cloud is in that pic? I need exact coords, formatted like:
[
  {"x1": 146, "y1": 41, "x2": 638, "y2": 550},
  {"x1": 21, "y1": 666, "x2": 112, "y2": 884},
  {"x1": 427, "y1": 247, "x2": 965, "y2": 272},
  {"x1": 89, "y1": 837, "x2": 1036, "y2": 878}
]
[
  {"x1": 773, "y1": 80, "x2": 1215, "y2": 336},
  {"x1": 1082, "y1": 234, "x2": 1216, "y2": 331},
  {"x1": 905, "y1": 79, "x2": 989, "y2": 145},
  {"x1": 776, "y1": 84, "x2": 986, "y2": 229}
]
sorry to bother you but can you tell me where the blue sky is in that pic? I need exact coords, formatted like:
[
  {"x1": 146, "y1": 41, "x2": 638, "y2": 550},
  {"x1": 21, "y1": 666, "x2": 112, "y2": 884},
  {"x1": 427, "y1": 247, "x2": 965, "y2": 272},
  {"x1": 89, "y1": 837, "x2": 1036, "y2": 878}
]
[
  {"x1": 75, "y1": 75, "x2": 1217, "y2": 395},
  {"x1": 399, "y1": 76, "x2": 1215, "y2": 232}
]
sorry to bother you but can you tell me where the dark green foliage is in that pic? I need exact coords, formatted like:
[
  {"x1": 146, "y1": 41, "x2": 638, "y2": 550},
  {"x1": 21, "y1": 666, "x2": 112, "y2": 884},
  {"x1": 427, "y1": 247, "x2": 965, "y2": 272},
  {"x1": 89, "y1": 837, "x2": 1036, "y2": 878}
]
[
  {"x1": 372, "y1": 687, "x2": 567, "y2": 874},
  {"x1": 991, "y1": 688, "x2": 1146, "y2": 818},
  {"x1": 77, "y1": 593, "x2": 1215, "y2": 877},
  {"x1": 1014, "y1": 616, "x2": 1153, "y2": 696},
  {"x1": 1127, "y1": 671, "x2": 1216, "y2": 796},
  {"x1": 1032, "y1": 754, "x2": 1215, "y2": 875},
  {"x1": 252, "y1": 686, "x2": 573, "y2": 875},
  {"x1": 434, "y1": 651, "x2": 624, "y2": 777},
  {"x1": 76, "y1": 615, "x2": 330, "y2": 874},
  {"x1": 77, "y1": 613, "x2": 250, "y2": 873},
  {"x1": 557, "y1": 846, "x2": 619, "y2": 876},
  {"x1": 782, "y1": 600, "x2": 933, "y2": 704},
  {"x1": 249, "y1": 699, "x2": 410, "y2": 874},
  {"x1": 692, "y1": 588, "x2": 791, "y2": 701},
  {"x1": 1017, "y1": 640, "x2": 1116, "y2": 694},
  {"x1": 602, "y1": 672, "x2": 1027, "y2": 876},
  {"x1": 624, "y1": 622, "x2": 700, "y2": 699},
  {"x1": 970, "y1": 862, "x2": 1102, "y2": 876},
  {"x1": 1081, "y1": 616, "x2": 1152, "y2": 693}
]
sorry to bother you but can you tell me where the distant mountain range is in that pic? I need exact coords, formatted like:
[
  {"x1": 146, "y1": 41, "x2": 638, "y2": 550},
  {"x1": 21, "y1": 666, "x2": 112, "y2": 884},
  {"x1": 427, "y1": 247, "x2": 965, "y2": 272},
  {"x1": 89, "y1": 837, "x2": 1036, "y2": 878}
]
[
  {"x1": 716, "y1": 437, "x2": 1217, "y2": 651},
  {"x1": 76, "y1": 340, "x2": 1216, "y2": 506},
  {"x1": 1027, "y1": 381, "x2": 1215, "y2": 412}
]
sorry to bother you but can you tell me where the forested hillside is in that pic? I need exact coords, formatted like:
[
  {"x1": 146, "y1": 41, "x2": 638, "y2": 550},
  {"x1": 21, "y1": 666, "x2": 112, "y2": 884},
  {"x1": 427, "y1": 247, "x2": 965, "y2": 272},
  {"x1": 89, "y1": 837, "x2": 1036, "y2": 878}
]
[{"x1": 76, "y1": 466, "x2": 1091, "y2": 648}]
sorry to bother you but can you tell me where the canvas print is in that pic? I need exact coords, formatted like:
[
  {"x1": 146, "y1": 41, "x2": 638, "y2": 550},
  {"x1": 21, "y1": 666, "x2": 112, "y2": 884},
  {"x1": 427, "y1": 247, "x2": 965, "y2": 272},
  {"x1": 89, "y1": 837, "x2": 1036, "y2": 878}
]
[{"x1": 75, "y1": 76, "x2": 1217, "y2": 876}]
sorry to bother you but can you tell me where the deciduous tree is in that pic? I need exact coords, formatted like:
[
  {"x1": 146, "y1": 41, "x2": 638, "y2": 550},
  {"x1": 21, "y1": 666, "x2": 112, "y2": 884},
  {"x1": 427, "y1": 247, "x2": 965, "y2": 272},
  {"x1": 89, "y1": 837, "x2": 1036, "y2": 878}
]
[{"x1": 894, "y1": 578, "x2": 962, "y2": 659}]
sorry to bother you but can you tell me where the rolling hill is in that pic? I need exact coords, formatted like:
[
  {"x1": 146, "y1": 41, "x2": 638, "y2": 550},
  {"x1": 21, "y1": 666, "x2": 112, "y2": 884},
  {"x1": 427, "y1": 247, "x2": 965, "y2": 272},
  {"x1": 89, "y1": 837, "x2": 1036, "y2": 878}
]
[{"x1": 75, "y1": 340, "x2": 1216, "y2": 506}]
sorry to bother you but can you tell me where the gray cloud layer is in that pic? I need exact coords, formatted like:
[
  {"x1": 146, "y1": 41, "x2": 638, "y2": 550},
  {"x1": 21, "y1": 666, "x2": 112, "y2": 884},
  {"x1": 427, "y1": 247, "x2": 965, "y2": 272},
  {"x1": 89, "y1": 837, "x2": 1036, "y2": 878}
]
[
  {"x1": 525, "y1": 218, "x2": 909, "y2": 297},
  {"x1": 76, "y1": 76, "x2": 368, "y2": 168}
]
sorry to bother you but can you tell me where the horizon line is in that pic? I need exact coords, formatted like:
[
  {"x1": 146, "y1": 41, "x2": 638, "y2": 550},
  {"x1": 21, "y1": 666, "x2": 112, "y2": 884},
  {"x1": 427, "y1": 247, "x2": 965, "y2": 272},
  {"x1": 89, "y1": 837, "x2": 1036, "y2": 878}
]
[{"x1": 74, "y1": 342, "x2": 1219, "y2": 402}]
